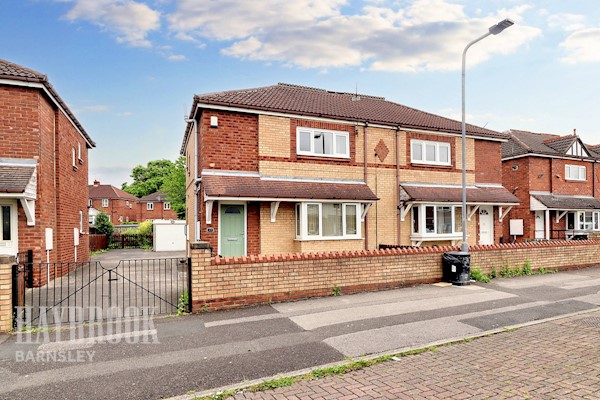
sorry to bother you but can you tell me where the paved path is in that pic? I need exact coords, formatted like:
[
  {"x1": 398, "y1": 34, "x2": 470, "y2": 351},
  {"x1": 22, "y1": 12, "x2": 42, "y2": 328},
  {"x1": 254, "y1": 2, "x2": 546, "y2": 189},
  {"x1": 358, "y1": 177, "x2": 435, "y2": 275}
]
[
  {"x1": 234, "y1": 310, "x2": 600, "y2": 400},
  {"x1": 1, "y1": 266, "x2": 600, "y2": 399}
]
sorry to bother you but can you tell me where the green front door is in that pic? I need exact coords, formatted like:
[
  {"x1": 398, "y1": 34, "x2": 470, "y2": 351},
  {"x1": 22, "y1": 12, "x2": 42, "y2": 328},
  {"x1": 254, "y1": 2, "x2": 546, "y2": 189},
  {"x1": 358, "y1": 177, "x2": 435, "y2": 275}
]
[{"x1": 220, "y1": 204, "x2": 245, "y2": 257}]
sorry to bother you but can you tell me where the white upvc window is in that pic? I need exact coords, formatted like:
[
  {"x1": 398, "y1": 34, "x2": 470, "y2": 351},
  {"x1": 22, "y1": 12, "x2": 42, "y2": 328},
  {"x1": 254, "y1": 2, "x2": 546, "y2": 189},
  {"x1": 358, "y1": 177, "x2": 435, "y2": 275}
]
[
  {"x1": 164, "y1": 202, "x2": 171, "y2": 210},
  {"x1": 411, "y1": 140, "x2": 451, "y2": 166},
  {"x1": 295, "y1": 202, "x2": 361, "y2": 240},
  {"x1": 565, "y1": 164, "x2": 586, "y2": 181},
  {"x1": 72, "y1": 147, "x2": 77, "y2": 169},
  {"x1": 569, "y1": 211, "x2": 600, "y2": 231},
  {"x1": 102, "y1": 199, "x2": 109, "y2": 207},
  {"x1": 77, "y1": 142, "x2": 83, "y2": 162},
  {"x1": 411, "y1": 204, "x2": 463, "y2": 236},
  {"x1": 147, "y1": 202, "x2": 154, "y2": 211},
  {"x1": 296, "y1": 127, "x2": 350, "y2": 159},
  {"x1": 88, "y1": 215, "x2": 95, "y2": 225},
  {"x1": 79, "y1": 210, "x2": 83, "y2": 232},
  {"x1": 88, "y1": 199, "x2": 92, "y2": 207}
]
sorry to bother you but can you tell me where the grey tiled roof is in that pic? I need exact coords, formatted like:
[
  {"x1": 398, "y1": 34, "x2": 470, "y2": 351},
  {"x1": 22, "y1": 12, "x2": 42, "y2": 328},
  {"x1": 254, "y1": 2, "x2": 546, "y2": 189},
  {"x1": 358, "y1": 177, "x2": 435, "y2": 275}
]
[
  {"x1": 502, "y1": 130, "x2": 598, "y2": 160},
  {"x1": 139, "y1": 191, "x2": 169, "y2": 202},
  {"x1": 400, "y1": 185, "x2": 519, "y2": 205},
  {"x1": 531, "y1": 193, "x2": 600, "y2": 210},
  {"x1": 0, "y1": 165, "x2": 35, "y2": 194},
  {"x1": 0, "y1": 59, "x2": 95, "y2": 147},
  {"x1": 183, "y1": 83, "x2": 507, "y2": 152}
]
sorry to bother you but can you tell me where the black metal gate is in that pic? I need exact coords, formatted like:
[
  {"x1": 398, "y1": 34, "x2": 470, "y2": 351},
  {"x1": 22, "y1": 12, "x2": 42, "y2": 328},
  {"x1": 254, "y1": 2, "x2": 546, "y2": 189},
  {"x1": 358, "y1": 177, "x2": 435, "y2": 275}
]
[{"x1": 13, "y1": 257, "x2": 191, "y2": 328}]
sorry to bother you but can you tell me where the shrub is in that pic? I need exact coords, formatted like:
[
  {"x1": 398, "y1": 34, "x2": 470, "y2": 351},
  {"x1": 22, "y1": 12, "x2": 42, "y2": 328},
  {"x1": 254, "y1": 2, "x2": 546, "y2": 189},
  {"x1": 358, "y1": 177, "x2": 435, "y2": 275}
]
[
  {"x1": 137, "y1": 220, "x2": 153, "y2": 235},
  {"x1": 95, "y1": 212, "x2": 114, "y2": 236},
  {"x1": 522, "y1": 260, "x2": 532, "y2": 276},
  {"x1": 471, "y1": 268, "x2": 491, "y2": 283}
]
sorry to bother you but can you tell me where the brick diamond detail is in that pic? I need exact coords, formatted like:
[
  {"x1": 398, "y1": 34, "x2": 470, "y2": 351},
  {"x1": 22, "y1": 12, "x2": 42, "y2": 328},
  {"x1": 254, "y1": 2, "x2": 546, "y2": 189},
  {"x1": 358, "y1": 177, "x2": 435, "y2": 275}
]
[{"x1": 374, "y1": 139, "x2": 389, "y2": 162}]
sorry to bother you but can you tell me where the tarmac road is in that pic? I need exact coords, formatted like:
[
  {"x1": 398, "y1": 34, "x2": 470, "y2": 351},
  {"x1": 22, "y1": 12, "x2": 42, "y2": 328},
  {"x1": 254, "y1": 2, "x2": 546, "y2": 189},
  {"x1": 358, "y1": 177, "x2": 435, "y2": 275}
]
[{"x1": 1, "y1": 266, "x2": 600, "y2": 400}]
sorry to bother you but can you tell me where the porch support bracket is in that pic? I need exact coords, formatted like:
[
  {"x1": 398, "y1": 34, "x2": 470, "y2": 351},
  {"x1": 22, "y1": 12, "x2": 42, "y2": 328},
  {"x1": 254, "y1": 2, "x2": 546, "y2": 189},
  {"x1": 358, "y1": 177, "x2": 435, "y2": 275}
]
[
  {"x1": 19, "y1": 198, "x2": 35, "y2": 226},
  {"x1": 556, "y1": 210, "x2": 568, "y2": 223},
  {"x1": 206, "y1": 200, "x2": 213, "y2": 225},
  {"x1": 499, "y1": 206, "x2": 513, "y2": 223},
  {"x1": 361, "y1": 203, "x2": 372, "y2": 222},
  {"x1": 270, "y1": 201, "x2": 280, "y2": 222},
  {"x1": 467, "y1": 205, "x2": 480, "y2": 221},
  {"x1": 400, "y1": 203, "x2": 413, "y2": 222}
]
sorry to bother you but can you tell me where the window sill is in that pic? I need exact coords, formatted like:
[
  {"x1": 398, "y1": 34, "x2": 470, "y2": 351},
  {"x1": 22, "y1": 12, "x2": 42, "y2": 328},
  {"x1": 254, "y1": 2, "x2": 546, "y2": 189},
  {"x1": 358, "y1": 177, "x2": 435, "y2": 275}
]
[
  {"x1": 410, "y1": 162, "x2": 453, "y2": 168},
  {"x1": 565, "y1": 179, "x2": 586, "y2": 182},
  {"x1": 294, "y1": 237, "x2": 362, "y2": 241},
  {"x1": 411, "y1": 234, "x2": 462, "y2": 241},
  {"x1": 296, "y1": 154, "x2": 351, "y2": 162}
]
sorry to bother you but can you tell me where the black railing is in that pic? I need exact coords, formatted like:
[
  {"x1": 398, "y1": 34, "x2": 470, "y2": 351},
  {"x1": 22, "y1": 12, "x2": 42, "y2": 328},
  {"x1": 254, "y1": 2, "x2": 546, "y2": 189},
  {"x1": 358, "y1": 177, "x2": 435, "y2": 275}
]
[{"x1": 109, "y1": 233, "x2": 153, "y2": 249}]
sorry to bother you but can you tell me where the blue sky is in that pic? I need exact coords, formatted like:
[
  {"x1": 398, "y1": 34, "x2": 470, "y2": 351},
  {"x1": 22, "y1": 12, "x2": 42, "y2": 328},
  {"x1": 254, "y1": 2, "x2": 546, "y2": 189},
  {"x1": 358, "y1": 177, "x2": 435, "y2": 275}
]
[{"x1": 3, "y1": 1, "x2": 600, "y2": 186}]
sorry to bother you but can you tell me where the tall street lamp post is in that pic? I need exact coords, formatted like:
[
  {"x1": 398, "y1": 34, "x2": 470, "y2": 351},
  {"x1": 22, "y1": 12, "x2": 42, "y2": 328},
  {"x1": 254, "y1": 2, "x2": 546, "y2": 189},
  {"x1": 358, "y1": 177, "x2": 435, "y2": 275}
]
[{"x1": 460, "y1": 18, "x2": 514, "y2": 253}]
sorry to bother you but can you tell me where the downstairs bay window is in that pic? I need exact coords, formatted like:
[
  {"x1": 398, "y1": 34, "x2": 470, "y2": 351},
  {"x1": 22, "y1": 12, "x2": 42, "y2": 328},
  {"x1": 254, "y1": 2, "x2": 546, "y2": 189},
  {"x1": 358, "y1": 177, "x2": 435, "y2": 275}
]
[
  {"x1": 566, "y1": 211, "x2": 600, "y2": 231},
  {"x1": 411, "y1": 205, "x2": 463, "y2": 237},
  {"x1": 295, "y1": 202, "x2": 361, "y2": 240}
]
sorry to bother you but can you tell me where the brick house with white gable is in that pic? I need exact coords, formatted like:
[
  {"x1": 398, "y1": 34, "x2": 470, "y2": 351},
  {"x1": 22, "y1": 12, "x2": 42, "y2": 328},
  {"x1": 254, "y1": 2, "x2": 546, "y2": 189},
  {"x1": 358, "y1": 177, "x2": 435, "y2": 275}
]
[
  {"x1": 181, "y1": 83, "x2": 519, "y2": 257},
  {"x1": 502, "y1": 129, "x2": 600, "y2": 241},
  {"x1": 0, "y1": 59, "x2": 95, "y2": 280}
]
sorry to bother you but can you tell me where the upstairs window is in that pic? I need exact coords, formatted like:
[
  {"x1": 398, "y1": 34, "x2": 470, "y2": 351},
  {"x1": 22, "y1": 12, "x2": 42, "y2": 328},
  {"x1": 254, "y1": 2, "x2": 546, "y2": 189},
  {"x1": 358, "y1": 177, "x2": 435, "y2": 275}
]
[
  {"x1": 164, "y1": 202, "x2": 171, "y2": 210},
  {"x1": 147, "y1": 202, "x2": 154, "y2": 211},
  {"x1": 102, "y1": 199, "x2": 109, "y2": 207},
  {"x1": 297, "y1": 128, "x2": 349, "y2": 159},
  {"x1": 565, "y1": 164, "x2": 586, "y2": 181},
  {"x1": 72, "y1": 147, "x2": 77, "y2": 170},
  {"x1": 411, "y1": 140, "x2": 451, "y2": 166},
  {"x1": 88, "y1": 199, "x2": 92, "y2": 207}
]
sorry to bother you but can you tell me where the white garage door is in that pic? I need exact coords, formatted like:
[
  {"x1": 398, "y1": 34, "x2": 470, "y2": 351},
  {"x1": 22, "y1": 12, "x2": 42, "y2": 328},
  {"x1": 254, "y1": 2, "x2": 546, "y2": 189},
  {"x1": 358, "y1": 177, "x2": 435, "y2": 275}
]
[{"x1": 153, "y1": 220, "x2": 187, "y2": 252}]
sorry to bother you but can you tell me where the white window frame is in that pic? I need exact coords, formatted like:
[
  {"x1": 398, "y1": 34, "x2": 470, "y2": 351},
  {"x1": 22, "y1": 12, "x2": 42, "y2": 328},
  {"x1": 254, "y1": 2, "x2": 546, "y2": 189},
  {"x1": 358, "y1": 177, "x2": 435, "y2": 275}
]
[
  {"x1": 72, "y1": 147, "x2": 77, "y2": 169},
  {"x1": 164, "y1": 202, "x2": 171, "y2": 210},
  {"x1": 79, "y1": 210, "x2": 83, "y2": 232},
  {"x1": 411, "y1": 140, "x2": 451, "y2": 166},
  {"x1": 570, "y1": 211, "x2": 600, "y2": 231},
  {"x1": 77, "y1": 142, "x2": 83, "y2": 163},
  {"x1": 411, "y1": 204, "x2": 463, "y2": 237},
  {"x1": 296, "y1": 127, "x2": 350, "y2": 159},
  {"x1": 565, "y1": 164, "x2": 586, "y2": 181},
  {"x1": 295, "y1": 202, "x2": 361, "y2": 240},
  {"x1": 102, "y1": 199, "x2": 109, "y2": 207},
  {"x1": 147, "y1": 202, "x2": 154, "y2": 211},
  {"x1": 88, "y1": 199, "x2": 92, "y2": 207}
]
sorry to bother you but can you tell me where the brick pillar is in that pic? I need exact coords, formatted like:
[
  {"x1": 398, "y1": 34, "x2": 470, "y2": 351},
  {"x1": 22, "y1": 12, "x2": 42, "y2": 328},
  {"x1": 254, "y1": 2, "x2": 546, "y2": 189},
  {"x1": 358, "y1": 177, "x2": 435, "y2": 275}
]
[
  {"x1": 0, "y1": 255, "x2": 15, "y2": 333},
  {"x1": 189, "y1": 241, "x2": 212, "y2": 313}
]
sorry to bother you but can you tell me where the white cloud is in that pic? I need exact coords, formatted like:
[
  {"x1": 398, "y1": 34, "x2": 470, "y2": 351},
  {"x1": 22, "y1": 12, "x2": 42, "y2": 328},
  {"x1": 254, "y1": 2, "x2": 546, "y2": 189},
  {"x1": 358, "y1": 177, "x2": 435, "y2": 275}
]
[
  {"x1": 560, "y1": 28, "x2": 600, "y2": 64},
  {"x1": 547, "y1": 13, "x2": 586, "y2": 32},
  {"x1": 117, "y1": 111, "x2": 133, "y2": 117},
  {"x1": 167, "y1": 54, "x2": 186, "y2": 61},
  {"x1": 63, "y1": 0, "x2": 160, "y2": 47},
  {"x1": 167, "y1": 0, "x2": 540, "y2": 72},
  {"x1": 74, "y1": 104, "x2": 111, "y2": 113}
]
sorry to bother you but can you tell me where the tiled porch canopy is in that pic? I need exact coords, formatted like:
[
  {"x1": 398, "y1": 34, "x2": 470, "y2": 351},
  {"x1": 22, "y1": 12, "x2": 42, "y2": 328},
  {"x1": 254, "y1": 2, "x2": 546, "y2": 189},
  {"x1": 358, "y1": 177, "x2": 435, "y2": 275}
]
[
  {"x1": 0, "y1": 158, "x2": 37, "y2": 225},
  {"x1": 202, "y1": 173, "x2": 378, "y2": 224},
  {"x1": 530, "y1": 193, "x2": 600, "y2": 210},
  {"x1": 399, "y1": 183, "x2": 520, "y2": 205},
  {"x1": 203, "y1": 174, "x2": 378, "y2": 202}
]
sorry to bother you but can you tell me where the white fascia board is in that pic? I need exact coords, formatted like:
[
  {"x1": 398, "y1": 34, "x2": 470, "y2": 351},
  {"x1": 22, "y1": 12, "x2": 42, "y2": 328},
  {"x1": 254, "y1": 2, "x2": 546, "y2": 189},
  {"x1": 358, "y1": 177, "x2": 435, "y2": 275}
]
[
  {"x1": 502, "y1": 153, "x2": 598, "y2": 162},
  {"x1": 407, "y1": 200, "x2": 518, "y2": 206},
  {"x1": 195, "y1": 103, "x2": 507, "y2": 142},
  {"x1": 0, "y1": 79, "x2": 93, "y2": 148},
  {"x1": 204, "y1": 195, "x2": 376, "y2": 203}
]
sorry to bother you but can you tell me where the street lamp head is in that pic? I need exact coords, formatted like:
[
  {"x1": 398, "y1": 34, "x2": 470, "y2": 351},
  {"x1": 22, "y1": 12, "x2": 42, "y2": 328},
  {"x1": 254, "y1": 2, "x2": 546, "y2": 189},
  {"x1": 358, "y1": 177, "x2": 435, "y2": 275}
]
[{"x1": 488, "y1": 18, "x2": 514, "y2": 35}]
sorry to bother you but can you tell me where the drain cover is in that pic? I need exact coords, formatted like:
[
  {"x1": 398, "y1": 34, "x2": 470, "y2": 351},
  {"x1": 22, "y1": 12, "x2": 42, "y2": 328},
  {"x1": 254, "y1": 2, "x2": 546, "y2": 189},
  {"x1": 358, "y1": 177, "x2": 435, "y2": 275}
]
[{"x1": 571, "y1": 317, "x2": 600, "y2": 328}]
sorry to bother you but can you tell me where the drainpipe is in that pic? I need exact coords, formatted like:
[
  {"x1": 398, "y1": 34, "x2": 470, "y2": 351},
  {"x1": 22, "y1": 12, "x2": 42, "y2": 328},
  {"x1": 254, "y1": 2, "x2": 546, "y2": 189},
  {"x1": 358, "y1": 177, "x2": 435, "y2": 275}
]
[
  {"x1": 185, "y1": 115, "x2": 200, "y2": 242},
  {"x1": 364, "y1": 122, "x2": 369, "y2": 250},
  {"x1": 396, "y1": 127, "x2": 401, "y2": 246}
]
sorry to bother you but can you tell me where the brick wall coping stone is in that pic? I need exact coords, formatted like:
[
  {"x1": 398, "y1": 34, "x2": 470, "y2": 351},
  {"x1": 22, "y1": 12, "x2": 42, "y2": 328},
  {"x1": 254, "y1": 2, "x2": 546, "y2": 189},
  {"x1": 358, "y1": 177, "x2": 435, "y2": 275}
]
[{"x1": 210, "y1": 240, "x2": 599, "y2": 265}]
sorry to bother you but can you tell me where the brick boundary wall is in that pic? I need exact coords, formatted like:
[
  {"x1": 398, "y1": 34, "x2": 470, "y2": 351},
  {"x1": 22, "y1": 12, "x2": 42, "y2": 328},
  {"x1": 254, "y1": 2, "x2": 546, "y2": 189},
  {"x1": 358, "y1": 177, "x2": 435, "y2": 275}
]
[
  {"x1": 0, "y1": 256, "x2": 15, "y2": 333},
  {"x1": 189, "y1": 240, "x2": 600, "y2": 312}
]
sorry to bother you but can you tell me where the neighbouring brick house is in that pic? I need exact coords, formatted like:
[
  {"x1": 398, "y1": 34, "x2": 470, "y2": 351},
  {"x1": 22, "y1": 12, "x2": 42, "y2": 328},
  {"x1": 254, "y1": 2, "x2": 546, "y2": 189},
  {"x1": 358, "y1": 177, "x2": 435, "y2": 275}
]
[
  {"x1": 88, "y1": 180, "x2": 138, "y2": 225},
  {"x1": 138, "y1": 190, "x2": 178, "y2": 221},
  {"x1": 502, "y1": 129, "x2": 600, "y2": 241},
  {"x1": 0, "y1": 59, "x2": 95, "y2": 272},
  {"x1": 181, "y1": 83, "x2": 519, "y2": 257}
]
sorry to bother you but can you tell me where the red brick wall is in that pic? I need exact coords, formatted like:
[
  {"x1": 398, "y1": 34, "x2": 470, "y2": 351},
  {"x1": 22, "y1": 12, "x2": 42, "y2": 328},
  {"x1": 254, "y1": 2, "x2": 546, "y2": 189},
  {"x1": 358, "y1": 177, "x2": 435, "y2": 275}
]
[
  {"x1": 200, "y1": 110, "x2": 258, "y2": 171},
  {"x1": 190, "y1": 240, "x2": 600, "y2": 311},
  {"x1": 528, "y1": 157, "x2": 551, "y2": 192},
  {"x1": 502, "y1": 158, "x2": 533, "y2": 240},
  {"x1": 475, "y1": 140, "x2": 502, "y2": 183},
  {"x1": 138, "y1": 201, "x2": 179, "y2": 221},
  {"x1": 91, "y1": 198, "x2": 137, "y2": 225},
  {"x1": 0, "y1": 84, "x2": 91, "y2": 284},
  {"x1": 550, "y1": 158, "x2": 594, "y2": 196}
]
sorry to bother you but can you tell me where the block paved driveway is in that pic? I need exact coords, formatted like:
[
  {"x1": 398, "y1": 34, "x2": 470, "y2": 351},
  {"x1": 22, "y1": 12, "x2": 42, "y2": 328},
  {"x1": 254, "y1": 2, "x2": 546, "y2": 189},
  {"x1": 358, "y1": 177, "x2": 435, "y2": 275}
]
[{"x1": 236, "y1": 310, "x2": 600, "y2": 400}]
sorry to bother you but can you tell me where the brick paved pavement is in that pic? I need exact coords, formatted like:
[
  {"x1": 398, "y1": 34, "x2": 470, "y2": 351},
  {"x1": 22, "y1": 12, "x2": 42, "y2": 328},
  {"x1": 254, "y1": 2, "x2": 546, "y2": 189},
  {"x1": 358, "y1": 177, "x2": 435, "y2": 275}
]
[{"x1": 234, "y1": 311, "x2": 600, "y2": 399}]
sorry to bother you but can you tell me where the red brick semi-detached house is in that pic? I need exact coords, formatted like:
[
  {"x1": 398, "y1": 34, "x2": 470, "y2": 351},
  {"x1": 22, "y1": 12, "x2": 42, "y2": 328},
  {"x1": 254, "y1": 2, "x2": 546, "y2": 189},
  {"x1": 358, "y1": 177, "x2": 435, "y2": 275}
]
[
  {"x1": 88, "y1": 180, "x2": 138, "y2": 225},
  {"x1": 502, "y1": 129, "x2": 600, "y2": 241},
  {"x1": 0, "y1": 59, "x2": 95, "y2": 282},
  {"x1": 138, "y1": 190, "x2": 179, "y2": 221},
  {"x1": 181, "y1": 83, "x2": 519, "y2": 257}
]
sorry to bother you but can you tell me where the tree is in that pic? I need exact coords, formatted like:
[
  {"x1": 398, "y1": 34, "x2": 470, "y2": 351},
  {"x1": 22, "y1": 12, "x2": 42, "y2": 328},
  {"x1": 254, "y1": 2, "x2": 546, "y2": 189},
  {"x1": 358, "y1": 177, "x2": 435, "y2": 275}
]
[
  {"x1": 121, "y1": 159, "x2": 175, "y2": 198},
  {"x1": 161, "y1": 156, "x2": 186, "y2": 219},
  {"x1": 95, "y1": 212, "x2": 114, "y2": 236}
]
